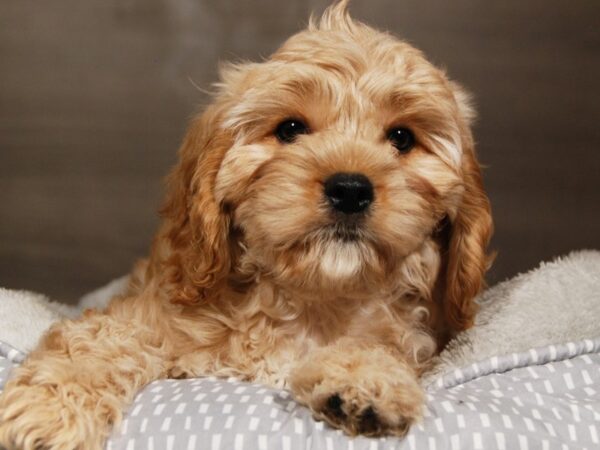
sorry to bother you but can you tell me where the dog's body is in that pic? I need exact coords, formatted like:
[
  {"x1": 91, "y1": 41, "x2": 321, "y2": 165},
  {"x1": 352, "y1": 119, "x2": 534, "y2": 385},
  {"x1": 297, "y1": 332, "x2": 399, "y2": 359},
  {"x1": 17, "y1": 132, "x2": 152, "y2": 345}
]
[{"x1": 0, "y1": 2, "x2": 492, "y2": 449}]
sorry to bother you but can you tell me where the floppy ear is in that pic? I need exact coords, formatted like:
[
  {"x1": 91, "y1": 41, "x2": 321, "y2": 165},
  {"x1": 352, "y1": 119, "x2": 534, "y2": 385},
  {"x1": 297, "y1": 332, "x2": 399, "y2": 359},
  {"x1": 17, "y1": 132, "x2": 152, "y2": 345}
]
[
  {"x1": 159, "y1": 103, "x2": 234, "y2": 305},
  {"x1": 442, "y1": 85, "x2": 494, "y2": 332}
]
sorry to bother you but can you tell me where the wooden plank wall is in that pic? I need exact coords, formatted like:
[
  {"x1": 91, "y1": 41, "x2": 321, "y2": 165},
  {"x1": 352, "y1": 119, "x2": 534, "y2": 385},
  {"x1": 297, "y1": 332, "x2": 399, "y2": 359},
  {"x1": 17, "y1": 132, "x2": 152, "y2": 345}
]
[{"x1": 1, "y1": 0, "x2": 599, "y2": 302}]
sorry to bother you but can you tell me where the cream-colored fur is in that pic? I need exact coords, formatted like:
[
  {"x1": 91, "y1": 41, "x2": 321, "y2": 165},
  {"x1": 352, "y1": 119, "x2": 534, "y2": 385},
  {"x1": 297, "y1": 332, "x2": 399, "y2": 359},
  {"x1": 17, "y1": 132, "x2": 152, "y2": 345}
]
[
  {"x1": 3, "y1": 251, "x2": 597, "y2": 384},
  {"x1": 0, "y1": 2, "x2": 493, "y2": 448}
]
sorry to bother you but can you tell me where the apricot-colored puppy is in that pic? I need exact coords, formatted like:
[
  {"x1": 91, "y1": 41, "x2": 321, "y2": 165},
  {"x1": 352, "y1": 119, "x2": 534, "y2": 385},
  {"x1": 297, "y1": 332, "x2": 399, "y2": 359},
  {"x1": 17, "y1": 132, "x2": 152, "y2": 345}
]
[{"x1": 0, "y1": 2, "x2": 492, "y2": 448}]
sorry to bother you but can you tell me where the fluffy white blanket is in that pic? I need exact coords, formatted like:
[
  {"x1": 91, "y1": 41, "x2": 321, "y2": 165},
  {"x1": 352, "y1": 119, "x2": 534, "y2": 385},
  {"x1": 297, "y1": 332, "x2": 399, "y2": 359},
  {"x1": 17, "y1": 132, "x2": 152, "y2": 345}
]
[
  {"x1": 0, "y1": 276, "x2": 128, "y2": 353},
  {"x1": 424, "y1": 249, "x2": 600, "y2": 383},
  {"x1": 1, "y1": 251, "x2": 599, "y2": 382}
]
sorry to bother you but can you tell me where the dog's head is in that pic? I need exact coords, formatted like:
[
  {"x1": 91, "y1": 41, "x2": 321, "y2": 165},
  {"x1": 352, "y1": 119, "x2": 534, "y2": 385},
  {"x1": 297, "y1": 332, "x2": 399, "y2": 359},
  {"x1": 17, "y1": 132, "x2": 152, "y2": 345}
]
[{"x1": 159, "y1": 1, "x2": 492, "y2": 332}]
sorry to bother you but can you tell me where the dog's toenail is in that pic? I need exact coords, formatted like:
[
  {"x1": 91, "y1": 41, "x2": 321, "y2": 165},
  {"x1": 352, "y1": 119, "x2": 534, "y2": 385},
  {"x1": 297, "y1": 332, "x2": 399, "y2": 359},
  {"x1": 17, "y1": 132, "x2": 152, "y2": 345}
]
[
  {"x1": 358, "y1": 406, "x2": 380, "y2": 434},
  {"x1": 325, "y1": 394, "x2": 346, "y2": 419},
  {"x1": 397, "y1": 418, "x2": 409, "y2": 434}
]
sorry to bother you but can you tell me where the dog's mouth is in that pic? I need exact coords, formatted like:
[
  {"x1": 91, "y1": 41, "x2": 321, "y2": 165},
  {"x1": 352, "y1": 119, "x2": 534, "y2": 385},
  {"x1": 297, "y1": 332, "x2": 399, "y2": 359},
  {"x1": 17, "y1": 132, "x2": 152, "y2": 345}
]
[{"x1": 322, "y1": 222, "x2": 364, "y2": 242}]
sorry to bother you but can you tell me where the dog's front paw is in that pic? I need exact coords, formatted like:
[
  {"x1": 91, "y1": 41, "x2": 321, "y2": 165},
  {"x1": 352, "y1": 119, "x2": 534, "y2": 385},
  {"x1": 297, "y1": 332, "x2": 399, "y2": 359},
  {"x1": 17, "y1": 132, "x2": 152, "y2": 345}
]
[
  {"x1": 0, "y1": 379, "x2": 109, "y2": 450},
  {"x1": 289, "y1": 343, "x2": 423, "y2": 437}
]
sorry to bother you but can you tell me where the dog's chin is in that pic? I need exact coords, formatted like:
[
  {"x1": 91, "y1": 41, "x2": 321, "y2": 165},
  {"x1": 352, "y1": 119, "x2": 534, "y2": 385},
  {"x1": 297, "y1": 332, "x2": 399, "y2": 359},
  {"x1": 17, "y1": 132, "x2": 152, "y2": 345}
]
[
  {"x1": 317, "y1": 239, "x2": 367, "y2": 279},
  {"x1": 300, "y1": 225, "x2": 384, "y2": 288},
  {"x1": 245, "y1": 221, "x2": 405, "y2": 295}
]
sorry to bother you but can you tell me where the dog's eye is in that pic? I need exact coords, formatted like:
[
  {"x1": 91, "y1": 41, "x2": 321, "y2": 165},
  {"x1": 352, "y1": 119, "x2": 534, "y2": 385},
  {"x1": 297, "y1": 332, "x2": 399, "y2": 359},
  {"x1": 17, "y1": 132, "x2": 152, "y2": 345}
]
[
  {"x1": 275, "y1": 119, "x2": 309, "y2": 143},
  {"x1": 387, "y1": 127, "x2": 416, "y2": 153}
]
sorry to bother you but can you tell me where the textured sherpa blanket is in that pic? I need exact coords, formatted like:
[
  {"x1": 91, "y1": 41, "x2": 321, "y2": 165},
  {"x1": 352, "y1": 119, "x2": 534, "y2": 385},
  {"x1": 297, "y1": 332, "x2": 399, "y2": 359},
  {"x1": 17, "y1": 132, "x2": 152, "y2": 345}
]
[
  {"x1": 424, "y1": 249, "x2": 600, "y2": 383},
  {"x1": 0, "y1": 251, "x2": 599, "y2": 450},
  {"x1": 0, "y1": 276, "x2": 129, "y2": 353}
]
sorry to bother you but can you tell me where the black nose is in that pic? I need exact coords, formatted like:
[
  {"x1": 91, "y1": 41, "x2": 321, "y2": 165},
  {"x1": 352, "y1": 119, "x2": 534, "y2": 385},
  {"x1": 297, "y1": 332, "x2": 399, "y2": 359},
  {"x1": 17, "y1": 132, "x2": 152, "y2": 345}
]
[{"x1": 324, "y1": 173, "x2": 374, "y2": 214}]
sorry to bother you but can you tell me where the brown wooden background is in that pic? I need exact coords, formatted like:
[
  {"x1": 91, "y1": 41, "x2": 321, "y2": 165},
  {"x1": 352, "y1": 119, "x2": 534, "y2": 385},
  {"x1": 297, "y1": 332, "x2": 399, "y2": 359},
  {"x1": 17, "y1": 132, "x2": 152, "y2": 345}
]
[{"x1": 1, "y1": 0, "x2": 599, "y2": 303}]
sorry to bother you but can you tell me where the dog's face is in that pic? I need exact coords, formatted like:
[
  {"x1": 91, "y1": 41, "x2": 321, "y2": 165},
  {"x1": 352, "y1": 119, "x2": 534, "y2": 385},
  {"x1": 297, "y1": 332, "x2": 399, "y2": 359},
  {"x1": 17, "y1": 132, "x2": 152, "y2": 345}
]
[
  {"x1": 161, "y1": 3, "x2": 492, "y2": 332},
  {"x1": 215, "y1": 31, "x2": 464, "y2": 290}
]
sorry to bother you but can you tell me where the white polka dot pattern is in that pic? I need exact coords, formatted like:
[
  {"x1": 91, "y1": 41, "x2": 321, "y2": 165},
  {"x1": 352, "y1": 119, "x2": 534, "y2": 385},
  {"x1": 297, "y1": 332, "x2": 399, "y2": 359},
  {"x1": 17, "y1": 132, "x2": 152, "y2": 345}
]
[{"x1": 1, "y1": 338, "x2": 599, "y2": 449}]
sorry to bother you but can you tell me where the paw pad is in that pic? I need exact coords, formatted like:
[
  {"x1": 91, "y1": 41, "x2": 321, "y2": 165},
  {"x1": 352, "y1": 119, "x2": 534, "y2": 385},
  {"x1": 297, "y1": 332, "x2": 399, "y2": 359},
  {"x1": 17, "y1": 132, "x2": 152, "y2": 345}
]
[
  {"x1": 324, "y1": 394, "x2": 346, "y2": 420},
  {"x1": 358, "y1": 406, "x2": 381, "y2": 434}
]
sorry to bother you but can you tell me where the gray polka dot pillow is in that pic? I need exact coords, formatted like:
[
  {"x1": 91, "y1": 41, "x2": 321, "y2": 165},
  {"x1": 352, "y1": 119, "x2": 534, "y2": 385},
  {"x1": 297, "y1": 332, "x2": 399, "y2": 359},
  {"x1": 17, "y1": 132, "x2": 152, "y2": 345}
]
[{"x1": 1, "y1": 339, "x2": 599, "y2": 450}]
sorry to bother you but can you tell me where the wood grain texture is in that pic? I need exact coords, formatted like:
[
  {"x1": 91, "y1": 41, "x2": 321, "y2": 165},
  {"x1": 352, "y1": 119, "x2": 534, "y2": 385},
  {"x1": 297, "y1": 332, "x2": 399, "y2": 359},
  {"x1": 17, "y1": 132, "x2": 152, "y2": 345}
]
[{"x1": 1, "y1": 0, "x2": 599, "y2": 303}]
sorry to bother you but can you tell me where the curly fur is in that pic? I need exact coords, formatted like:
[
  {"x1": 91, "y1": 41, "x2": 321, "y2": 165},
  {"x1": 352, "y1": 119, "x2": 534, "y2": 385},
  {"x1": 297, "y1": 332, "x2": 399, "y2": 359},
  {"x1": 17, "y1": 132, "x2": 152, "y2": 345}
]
[{"x1": 0, "y1": 1, "x2": 493, "y2": 448}]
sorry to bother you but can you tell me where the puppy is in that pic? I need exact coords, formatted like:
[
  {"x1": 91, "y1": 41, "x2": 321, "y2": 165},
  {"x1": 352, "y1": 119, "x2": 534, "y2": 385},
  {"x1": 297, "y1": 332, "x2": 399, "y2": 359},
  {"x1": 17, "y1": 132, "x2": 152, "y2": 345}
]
[{"x1": 0, "y1": 1, "x2": 492, "y2": 448}]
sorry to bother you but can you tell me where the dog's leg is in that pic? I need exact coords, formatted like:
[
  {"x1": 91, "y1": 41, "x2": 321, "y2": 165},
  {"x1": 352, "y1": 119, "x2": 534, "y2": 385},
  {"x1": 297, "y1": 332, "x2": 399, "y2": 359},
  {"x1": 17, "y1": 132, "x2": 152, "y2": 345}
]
[
  {"x1": 289, "y1": 338, "x2": 424, "y2": 437},
  {"x1": 0, "y1": 299, "x2": 172, "y2": 450}
]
